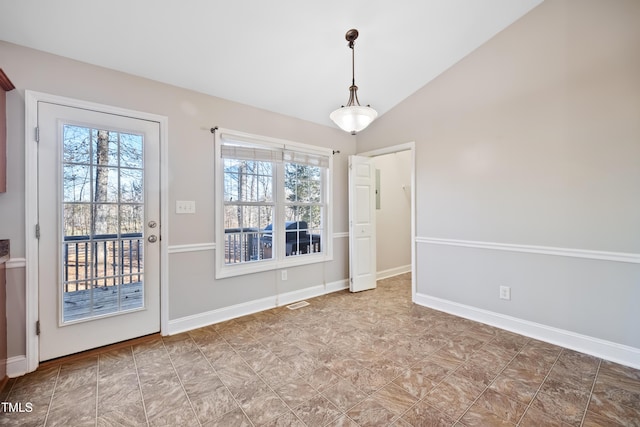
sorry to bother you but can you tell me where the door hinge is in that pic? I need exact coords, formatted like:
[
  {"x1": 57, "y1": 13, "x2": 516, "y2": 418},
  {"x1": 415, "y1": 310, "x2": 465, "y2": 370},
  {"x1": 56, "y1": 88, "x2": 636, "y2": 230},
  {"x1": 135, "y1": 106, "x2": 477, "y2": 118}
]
[
  {"x1": 35, "y1": 126, "x2": 39, "y2": 142},
  {"x1": 35, "y1": 224, "x2": 41, "y2": 239},
  {"x1": 350, "y1": 277, "x2": 353, "y2": 284},
  {"x1": 36, "y1": 320, "x2": 40, "y2": 336}
]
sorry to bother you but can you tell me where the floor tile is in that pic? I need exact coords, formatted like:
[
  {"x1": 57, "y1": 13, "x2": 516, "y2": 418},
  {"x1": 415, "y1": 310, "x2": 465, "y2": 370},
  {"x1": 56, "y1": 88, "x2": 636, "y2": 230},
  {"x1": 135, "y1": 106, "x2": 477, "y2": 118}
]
[
  {"x1": 273, "y1": 376, "x2": 318, "y2": 409},
  {"x1": 399, "y1": 399, "x2": 454, "y2": 427},
  {"x1": 304, "y1": 366, "x2": 341, "y2": 392},
  {"x1": 519, "y1": 405, "x2": 576, "y2": 427},
  {"x1": 188, "y1": 383, "x2": 238, "y2": 424},
  {"x1": 586, "y1": 390, "x2": 640, "y2": 426},
  {"x1": 392, "y1": 367, "x2": 439, "y2": 400},
  {"x1": 460, "y1": 388, "x2": 526, "y2": 426},
  {"x1": 372, "y1": 382, "x2": 418, "y2": 415},
  {"x1": 240, "y1": 389, "x2": 289, "y2": 425},
  {"x1": 0, "y1": 394, "x2": 51, "y2": 427},
  {"x1": 323, "y1": 378, "x2": 369, "y2": 412},
  {"x1": 423, "y1": 372, "x2": 485, "y2": 420},
  {"x1": 97, "y1": 401, "x2": 148, "y2": 427},
  {"x1": 293, "y1": 394, "x2": 342, "y2": 426},
  {"x1": 5, "y1": 273, "x2": 640, "y2": 426},
  {"x1": 489, "y1": 365, "x2": 546, "y2": 404},
  {"x1": 582, "y1": 409, "x2": 635, "y2": 427},
  {"x1": 261, "y1": 410, "x2": 306, "y2": 427},
  {"x1": 98, "y1": 371, "x2": 143, "y2": 408},
  {"x1": 201, "y1": 407, "x2": 252, "y2": 427},
  {"x1": 530, "y1": 384, "x2": 590, "y2": 426},
  {"x1": 324, "y1": 414, "x2": 360, "y2": 427},
  {"x1": 347, "y1": 397, "x2": 397, "y2": 426}
]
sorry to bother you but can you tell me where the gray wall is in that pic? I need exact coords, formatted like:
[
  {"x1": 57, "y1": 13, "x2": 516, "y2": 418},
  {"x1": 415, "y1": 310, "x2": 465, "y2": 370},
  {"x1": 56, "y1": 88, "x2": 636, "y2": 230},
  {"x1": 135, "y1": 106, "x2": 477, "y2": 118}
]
[
  {"x1": 0, "y1": 40, "x2": 354, "y2": 358},
  {"x1": 357, "y1": 0, "x2": 640, "y2": 349}
]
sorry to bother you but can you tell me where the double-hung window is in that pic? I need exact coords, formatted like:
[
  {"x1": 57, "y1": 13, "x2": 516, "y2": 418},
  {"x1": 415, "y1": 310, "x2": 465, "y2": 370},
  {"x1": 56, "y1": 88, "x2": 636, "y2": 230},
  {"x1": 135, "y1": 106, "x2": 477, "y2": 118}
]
[{"x1": 215, "y1": 129, "x2": 332, "y2": 278}]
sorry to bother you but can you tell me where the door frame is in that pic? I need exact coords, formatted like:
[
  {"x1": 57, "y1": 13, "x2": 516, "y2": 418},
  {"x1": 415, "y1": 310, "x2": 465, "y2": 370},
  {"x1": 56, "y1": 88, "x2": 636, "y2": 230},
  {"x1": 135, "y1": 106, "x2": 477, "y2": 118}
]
[
  {"x1": 24, "y1": 91, "x2": 169, "y2": 373},
  {"x1": 356, "y1": 141, "x2": 416, "y2": 301}
]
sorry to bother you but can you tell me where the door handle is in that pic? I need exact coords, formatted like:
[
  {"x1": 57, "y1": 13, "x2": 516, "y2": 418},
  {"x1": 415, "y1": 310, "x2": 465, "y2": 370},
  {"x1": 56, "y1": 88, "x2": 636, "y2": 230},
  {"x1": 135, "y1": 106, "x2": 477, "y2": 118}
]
[
  {"x1": 148, "y1": 235, "x2": 158, "y2": 243},
  {"x1": 148, "y1": 220, "x2": 157, "y2": 228}
]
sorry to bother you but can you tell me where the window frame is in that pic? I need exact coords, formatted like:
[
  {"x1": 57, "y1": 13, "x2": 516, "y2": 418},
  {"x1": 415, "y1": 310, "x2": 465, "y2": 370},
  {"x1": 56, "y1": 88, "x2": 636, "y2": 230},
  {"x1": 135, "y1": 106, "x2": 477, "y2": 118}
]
[{"x1": 214, "y1": 128, "x2": 333, "y2": 279}]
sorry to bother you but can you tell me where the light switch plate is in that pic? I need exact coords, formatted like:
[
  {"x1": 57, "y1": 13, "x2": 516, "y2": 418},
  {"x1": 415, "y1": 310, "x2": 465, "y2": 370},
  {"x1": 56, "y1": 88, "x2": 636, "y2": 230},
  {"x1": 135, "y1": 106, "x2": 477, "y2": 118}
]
[{"x1": 176, "y1": 200, "x2": 196, "y2": 214}]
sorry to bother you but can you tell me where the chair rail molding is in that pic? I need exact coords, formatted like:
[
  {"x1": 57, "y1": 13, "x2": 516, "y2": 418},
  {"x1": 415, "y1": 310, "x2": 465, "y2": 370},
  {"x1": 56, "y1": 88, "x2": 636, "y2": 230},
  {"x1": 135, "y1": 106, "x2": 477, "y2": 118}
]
[
  {"x1": 416, "y1": 237, "x2": 640, "y2": 264},
  {"x1": 167, "y1": 243, "x2": 216, "y2": 254}
]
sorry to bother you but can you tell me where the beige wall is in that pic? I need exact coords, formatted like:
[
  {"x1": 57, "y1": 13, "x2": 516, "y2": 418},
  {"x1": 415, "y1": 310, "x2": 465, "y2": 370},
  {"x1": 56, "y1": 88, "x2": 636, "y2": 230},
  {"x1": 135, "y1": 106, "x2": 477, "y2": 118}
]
[
  {"x1": 0, "y1": 40, "x2": 354, "y2": 359},
  {"x1": 373, "y1": 151, "x2": 412, "y2": 275},
  {"x1": 2, "y1": 0, "x2": 639, "y2": 365},
  {"x1": 357, "y1": 0, "x2": 640, "y2": 351},
  {"x1": 5, "y1": 264, "x2": 25, "y2": 360}
]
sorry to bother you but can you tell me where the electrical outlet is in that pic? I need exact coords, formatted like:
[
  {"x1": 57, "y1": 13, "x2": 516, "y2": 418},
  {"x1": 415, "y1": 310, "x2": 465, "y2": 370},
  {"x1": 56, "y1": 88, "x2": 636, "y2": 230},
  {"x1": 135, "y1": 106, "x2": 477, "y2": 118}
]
[
  {"x1": 499, "y1": 286, "x2": 511, "y2": 300},
  {"x1": 175, "y1": 200, "x2": 196, "y2": 214},
  {"x1": 281, "y1": 270, "x2": 287, "y2": 281}
]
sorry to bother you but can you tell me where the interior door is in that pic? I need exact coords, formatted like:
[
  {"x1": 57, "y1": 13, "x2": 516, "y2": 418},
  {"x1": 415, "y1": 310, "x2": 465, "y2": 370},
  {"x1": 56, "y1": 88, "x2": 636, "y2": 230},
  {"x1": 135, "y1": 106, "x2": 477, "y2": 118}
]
[
  {"x1": 348, "y1": 155, "x2": 377, "y2": 292},
  {"x1": 38, "y1": 101, "x2": 160, "y2": 361}
]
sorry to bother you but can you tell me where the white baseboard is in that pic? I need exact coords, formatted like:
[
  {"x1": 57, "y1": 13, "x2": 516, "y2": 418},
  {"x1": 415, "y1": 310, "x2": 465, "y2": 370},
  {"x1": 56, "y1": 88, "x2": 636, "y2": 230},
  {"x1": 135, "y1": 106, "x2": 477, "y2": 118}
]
[
  {"x1": 167, "y1": 279, "x2": 349, "y2": 336},
  {"x1": 167, "y1": 296, "x2": 276, "y2": 336},
  {"x1": 377, "y1": 264, "x2": 411, "y2": 281},
  {"x1": 415, "y1": 293, "x2": 640, "y2": 370},
  {"x1": 326, "y1": 279, "x2": 349, "y2": 293},
  {"x1": 7, "y1": 355, "x2": 28, "y2": 378}
]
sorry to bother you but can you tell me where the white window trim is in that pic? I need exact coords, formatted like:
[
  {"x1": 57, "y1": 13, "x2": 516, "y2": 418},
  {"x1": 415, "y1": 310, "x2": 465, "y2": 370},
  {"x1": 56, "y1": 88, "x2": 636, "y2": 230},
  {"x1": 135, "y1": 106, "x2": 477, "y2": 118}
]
[{"x1": 214, "y1": 128, "x2": 333, "y2": 279}]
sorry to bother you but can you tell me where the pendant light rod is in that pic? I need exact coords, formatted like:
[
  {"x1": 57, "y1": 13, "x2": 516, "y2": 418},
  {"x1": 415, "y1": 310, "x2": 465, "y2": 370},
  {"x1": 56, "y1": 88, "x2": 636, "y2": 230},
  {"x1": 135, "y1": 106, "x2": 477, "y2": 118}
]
[{"x1": 346, "y1": 29, "x2": 360, "y2": 108}]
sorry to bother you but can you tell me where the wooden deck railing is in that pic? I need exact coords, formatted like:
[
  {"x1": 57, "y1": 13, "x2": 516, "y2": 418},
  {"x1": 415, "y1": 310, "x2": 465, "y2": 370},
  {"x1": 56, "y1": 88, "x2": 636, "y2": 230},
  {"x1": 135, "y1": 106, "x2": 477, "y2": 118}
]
[
  {"x1": 224, "y1": 228, "x2": 265, "y2": 263},
  {"x1": 63, "y1": 233, "x2": 143, "y2": 292},
  {"x1": 224, "y1": 225, "x2": 321, "y2": 264}
]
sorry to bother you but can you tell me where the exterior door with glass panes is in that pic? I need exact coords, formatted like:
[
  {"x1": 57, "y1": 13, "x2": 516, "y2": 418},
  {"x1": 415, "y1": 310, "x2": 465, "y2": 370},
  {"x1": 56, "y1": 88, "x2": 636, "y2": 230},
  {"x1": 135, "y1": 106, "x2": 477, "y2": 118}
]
[{"x1": 37, "y1": 101, "x2": 160, "y2": 361}]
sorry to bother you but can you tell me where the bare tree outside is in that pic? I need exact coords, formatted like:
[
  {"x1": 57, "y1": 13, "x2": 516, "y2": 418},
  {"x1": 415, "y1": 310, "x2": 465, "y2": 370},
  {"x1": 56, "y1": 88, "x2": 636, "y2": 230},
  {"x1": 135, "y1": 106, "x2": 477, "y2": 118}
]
[
  {"x1": 93, "y1": 130, "x2": 110, "y2": 235},
  {"x1": 62, "y1": 125, "x2": 144, "y2": 304},
  {"x1": 223, "y1": 159, "x2": 273, "y2": 229},
  {"x1": 223, "y1": 156, "x2": 324, "y2": 263},
  {"x1": 284, "y1": 163, "x2": 322, "y2": 229},
  {"x1": 223, "y1": 158, "x2": 273, "y2": 262}
]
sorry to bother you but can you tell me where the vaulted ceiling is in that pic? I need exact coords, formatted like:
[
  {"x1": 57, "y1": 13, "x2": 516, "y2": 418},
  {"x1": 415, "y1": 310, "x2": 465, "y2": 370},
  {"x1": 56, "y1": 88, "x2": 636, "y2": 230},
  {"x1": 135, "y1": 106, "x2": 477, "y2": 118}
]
[{"x1": 0, "y1": 0, "x2": 543, "y2": 128}]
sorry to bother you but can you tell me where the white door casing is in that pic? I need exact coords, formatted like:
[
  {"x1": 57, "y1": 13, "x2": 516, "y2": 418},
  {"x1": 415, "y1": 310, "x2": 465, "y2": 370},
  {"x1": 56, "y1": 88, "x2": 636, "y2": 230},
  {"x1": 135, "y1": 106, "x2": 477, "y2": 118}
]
[
  {"x1": 354, "y1": 142, "x2": 417, "y2": 299},
  {"x1": 25, "y1": 91, "x2": 169, "y2": 369},
  {"x1": 348, "y1": 155, "x2": 377, "y2": 292}
]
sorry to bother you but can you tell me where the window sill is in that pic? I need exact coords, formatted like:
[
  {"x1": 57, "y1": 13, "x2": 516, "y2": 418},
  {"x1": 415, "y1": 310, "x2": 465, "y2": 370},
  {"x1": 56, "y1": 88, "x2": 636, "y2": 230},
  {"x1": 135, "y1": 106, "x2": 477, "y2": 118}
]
[{"x1": 214, "y1": 251, "x2": 333, "y2": 279}]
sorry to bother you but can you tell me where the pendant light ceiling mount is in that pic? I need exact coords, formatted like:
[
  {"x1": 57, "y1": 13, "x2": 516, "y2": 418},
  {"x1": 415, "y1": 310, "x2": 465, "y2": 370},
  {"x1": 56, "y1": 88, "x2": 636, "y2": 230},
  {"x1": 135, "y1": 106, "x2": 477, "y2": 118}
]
[
  {"x1": 330, "y1": 28, "x2": 378, "y2": 135},
  {"x1": 345, "y1": 28, "x2": 359, "y2": 47}
]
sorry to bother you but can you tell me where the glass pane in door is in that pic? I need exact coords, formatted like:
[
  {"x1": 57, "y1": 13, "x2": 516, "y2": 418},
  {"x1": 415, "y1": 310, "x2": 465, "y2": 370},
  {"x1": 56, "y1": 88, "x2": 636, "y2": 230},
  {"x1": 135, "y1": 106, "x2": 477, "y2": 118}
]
[{"x1": 62, "y1": 125, "x2": 145, "y2": 323}]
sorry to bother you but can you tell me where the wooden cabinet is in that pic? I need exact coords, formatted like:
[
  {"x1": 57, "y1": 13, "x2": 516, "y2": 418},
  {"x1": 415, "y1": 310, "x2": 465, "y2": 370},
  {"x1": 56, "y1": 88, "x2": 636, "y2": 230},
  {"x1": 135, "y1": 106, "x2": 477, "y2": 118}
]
[{"x1": 0, "y1": 69, "x2": 15, "y2": 193}]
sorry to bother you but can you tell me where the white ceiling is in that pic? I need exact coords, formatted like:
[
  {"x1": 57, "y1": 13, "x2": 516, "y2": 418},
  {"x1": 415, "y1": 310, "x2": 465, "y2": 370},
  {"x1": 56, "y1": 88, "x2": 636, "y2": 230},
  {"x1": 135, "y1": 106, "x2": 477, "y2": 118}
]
[{"x1": 0, "y1": 0, "x2": 542, "y2": 128}]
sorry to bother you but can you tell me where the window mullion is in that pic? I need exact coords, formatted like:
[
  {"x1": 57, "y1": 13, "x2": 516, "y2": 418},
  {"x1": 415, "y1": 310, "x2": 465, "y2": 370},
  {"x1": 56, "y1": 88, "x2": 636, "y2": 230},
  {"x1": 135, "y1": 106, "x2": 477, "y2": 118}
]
[{"x1": 274, "y1": 161, "x2": 285, "y2": 261}]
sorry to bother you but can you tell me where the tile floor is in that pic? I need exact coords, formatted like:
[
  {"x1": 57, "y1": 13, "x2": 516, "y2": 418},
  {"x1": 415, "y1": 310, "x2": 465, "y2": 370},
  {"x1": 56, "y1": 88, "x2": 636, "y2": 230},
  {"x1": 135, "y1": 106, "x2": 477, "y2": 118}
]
[{"x1": 1, "y1": 273, "x2": 639, "y2": 426}]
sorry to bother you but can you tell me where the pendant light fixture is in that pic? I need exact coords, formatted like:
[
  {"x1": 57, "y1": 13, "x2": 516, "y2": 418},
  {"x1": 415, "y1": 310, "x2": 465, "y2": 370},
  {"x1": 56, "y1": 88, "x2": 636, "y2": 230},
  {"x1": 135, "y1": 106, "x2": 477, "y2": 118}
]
[{"x1": 330, "y1": 29, "x2": 378, "y2": 135}]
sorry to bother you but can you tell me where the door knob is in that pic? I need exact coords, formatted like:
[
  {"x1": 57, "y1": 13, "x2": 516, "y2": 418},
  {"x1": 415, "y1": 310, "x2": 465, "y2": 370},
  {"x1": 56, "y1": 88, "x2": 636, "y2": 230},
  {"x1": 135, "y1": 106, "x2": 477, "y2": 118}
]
[
  {"x1": 148, "y1": 220, "x2": 157, "y2": 228},
  {"x1": 148, "y1": 235, "x2": 158, "y2": 243}
]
